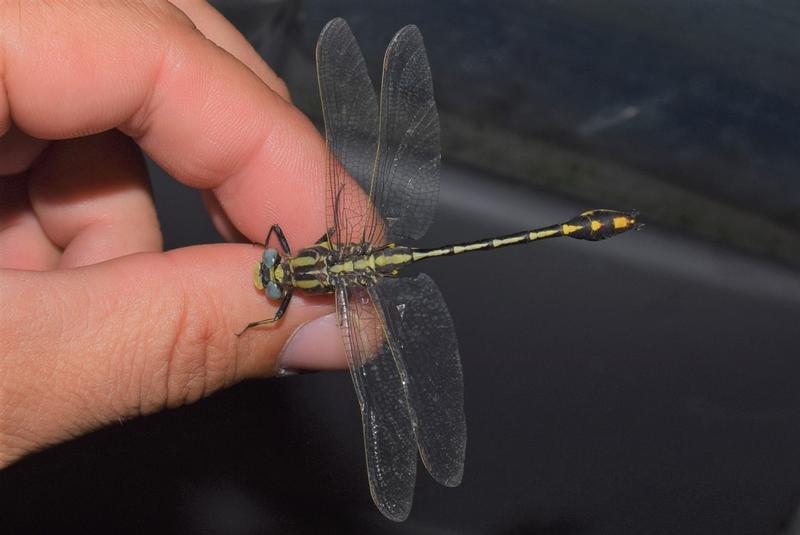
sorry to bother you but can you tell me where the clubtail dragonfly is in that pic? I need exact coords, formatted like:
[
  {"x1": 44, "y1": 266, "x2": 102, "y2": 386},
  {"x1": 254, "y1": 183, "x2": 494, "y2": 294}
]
[{"x1": 239, "y1": 18, "x2": 639, "y2": 521}]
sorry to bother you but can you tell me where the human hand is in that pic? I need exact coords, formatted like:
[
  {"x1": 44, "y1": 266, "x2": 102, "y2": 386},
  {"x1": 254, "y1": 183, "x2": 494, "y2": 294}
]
[{"x1": 0, "y1": 0, "x2": 345, "y2": 467}]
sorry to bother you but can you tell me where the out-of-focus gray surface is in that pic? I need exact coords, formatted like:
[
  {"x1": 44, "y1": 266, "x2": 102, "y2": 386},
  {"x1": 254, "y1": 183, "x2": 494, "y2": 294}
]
[
  {"x1": 4, "y1": 2, "x2": 800, "y2": 534},
  {"x1": 267, "y1": 0, "x2": 800, "y2": 267}
]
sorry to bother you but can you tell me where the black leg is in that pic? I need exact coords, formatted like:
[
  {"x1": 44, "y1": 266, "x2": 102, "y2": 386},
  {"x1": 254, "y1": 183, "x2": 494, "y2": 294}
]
[
  {"x1": 264, "y1": 224, "x2": 291, "y2": 254},
  {"x1": 235, "y1": 289, "x2": 293, "y2": 336}
]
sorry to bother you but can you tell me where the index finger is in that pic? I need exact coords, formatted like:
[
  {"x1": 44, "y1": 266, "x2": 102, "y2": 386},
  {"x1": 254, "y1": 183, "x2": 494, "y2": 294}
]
[{"x1": 1, "y1": 1, "x2": 326, "y2": 247}]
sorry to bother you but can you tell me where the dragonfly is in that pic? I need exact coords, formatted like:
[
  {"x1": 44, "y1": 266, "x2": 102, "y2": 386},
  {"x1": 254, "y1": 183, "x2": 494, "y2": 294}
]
[{"x1": 238, "y1": 18, "x2": 640, "y2": 521}]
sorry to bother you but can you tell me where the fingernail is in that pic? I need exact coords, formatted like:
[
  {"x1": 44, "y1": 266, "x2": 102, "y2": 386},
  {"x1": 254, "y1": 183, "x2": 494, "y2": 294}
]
[{"x1": 277, "y1": 313, "x2": 345, "y2": 373}]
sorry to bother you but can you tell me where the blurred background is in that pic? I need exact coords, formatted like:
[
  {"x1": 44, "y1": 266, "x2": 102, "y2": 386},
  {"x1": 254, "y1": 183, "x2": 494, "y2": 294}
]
[{"x1": 4, "y1": 1, "x2": 800, "y2": 533}]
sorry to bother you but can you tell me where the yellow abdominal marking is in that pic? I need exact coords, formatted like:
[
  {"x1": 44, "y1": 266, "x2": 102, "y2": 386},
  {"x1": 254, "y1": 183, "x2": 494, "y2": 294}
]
[
  {"x1": 453, "y1": 242, "x2": 487, "y2": 254},
  {"x1": 493, "y1": 236, "x2": 525, "y2": 247},
  {"x1": 561, "y1": 224, "x2": 583, "y2": 235},
  {"x1": 613, "y1": 216, "x2": 631, "y2": 229},
  {"x1": 591, "y1": 220, "x2": 603, "y2": 231},
  {"x1": 411, "y1": 250, "x2": 444, "y2": 261},
  {"x1": 529, "y1": 229, "x2": 559, "y2": 240},
  {"x1": 377, "y1": 253, "x2": 414, "y2": 265}
]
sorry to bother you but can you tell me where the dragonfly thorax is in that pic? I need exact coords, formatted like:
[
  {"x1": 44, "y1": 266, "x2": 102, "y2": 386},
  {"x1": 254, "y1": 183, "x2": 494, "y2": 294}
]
[{"x1": 253, "y1": 243, "x2": 417, "y2": 298}]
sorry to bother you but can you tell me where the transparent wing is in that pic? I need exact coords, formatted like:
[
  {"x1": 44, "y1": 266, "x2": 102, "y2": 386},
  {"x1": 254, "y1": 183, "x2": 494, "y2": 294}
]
[
  {"x1": 371, "y1": 274, "x2": 466, "y2": 487},
  {"x1": 316, "y1": 21, "x2": 440, "y2": 249},
  {"x1": 365, "y1": 25, "x2": 441, "y2": 246},
  {"x1": 316, "y1": 18, "x2": 380, "y2": 249},
  {"x1": 336, "y1": 284, "x2": 417, "y2": 521}
]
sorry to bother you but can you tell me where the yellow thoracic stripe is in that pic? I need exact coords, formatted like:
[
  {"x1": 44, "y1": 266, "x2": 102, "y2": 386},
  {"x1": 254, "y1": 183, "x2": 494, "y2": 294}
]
[
  {"x1": 294, "y1": 279, "x2": 323, "y2": 290},
  {"x1": 291, "y1": 255, "x2": 318, "y2": 267},
  {"x1": 329, "y1": 261, "x2": 354, "y2": 274}
]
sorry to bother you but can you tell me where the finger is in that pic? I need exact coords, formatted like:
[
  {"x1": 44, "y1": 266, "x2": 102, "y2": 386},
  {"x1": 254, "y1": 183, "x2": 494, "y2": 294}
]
[
  {"x1": 166, "y1": 0, "x2": 318, "y2": 247},
  {"x1": 0, "y1": 126, "x2": 60, "y2": 270},
  {"x1": 0, "y1": 125, "x2": 49, "y2": 176},
  {"x1": 0, "y1": 243, "x2": 343, "y2": 467},
  {"x1": 28, "y1": 130, "x2": 162, "y2": 268},
  {"x1": 168, "y1": 0, "x2": 293, "y2": 243},
  {"x1": 2, "y1": 1, "x2": 327, "y2": 251},
  {"x1": 170, "y1": 0, "x2": 291, "y2": 100},
  {"x1": 0, "y1": 173, "x2": 61, "y2": 270},
  {"x1": 201, "y1": 189, "x2": 247, "y2": 243}
]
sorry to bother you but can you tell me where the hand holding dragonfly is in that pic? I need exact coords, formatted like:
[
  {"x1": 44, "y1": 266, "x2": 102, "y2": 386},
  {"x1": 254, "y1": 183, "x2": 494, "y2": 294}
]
[{"x1": 0, "y1": 1, "x2": 346, "y2": 467}]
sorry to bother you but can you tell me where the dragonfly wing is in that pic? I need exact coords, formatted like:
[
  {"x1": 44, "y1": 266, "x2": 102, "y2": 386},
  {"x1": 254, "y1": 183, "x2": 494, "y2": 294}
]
[
  {"x1": 336, "y1": 284, "x2": 417, "y2": 521},
  {"x1": 366, "y1": 25, "x2": 441, "y2": 246},
  {"x1": 316, "y1": 18, "x2": 380, "y2": 249},
  {"x1": 371, "y1": 274, "x2": 466, "y2": 487}
]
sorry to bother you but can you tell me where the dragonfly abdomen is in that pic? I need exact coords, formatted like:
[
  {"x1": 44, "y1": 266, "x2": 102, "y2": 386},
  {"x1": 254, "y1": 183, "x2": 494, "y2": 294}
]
[
  {"x1": 410, "y1": 209, "x2": 639, "y2": 262},
  {"x1": 326, "y1": 246, "x2": 414, "y2": 281}
]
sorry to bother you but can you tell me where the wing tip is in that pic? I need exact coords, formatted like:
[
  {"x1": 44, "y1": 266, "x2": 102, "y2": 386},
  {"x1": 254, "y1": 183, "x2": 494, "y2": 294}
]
[
  {"x1": 441, "y1": 468, "x2": 464, "y2": 488},
  {"x1": 378, "y1": 503, "x2": 412, "y2": 522},
  {"x1": 428, "y1": 463, "x2": 465, "y2": 488},
  {"x1": 322, "y1": 17, "x2": 348, "y2": 33},
  {"x1": 317, "y1": 18, "x2": 353, "y2": 57},
  {"x1": 370, "y1": 479, "x2": 414, "y2": 522}
]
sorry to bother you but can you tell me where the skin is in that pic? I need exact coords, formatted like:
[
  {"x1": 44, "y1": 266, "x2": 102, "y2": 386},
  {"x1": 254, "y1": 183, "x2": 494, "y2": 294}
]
[{"x1": 0, "y1": 0, "x2": 347, "y2": 468}]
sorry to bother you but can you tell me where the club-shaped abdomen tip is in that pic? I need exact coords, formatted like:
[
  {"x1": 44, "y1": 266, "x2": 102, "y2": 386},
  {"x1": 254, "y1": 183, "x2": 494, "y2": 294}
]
[{"x1": 564, "y1": 209, "x2": 641, "y2": 241}]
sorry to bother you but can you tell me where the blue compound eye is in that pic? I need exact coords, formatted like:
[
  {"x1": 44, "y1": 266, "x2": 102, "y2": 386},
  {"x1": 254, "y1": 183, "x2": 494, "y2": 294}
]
[
  {"x1": 266, "y1": 281, "x2": 283, "y2": 300},
  {"x1": 262, "y1": 247, "x2": 280, "y2": 268}
]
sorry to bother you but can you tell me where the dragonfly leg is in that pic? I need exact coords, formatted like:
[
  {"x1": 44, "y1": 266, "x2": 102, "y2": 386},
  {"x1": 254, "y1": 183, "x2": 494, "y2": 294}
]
[
  {"x1": 235, "y1": 289, "x2": 293, "y2": 336},
  {"x1": 315, "y1": 226, "x2": 337, "y2": 245},
  {"x1": 264, "y1": 224, "x2": 291, "y2": 254}
]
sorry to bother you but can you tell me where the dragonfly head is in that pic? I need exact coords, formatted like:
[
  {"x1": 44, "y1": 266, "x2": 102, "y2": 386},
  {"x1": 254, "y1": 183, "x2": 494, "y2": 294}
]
[{"x1": 253, "y1": 247, "x2": 287, "y2": 300}]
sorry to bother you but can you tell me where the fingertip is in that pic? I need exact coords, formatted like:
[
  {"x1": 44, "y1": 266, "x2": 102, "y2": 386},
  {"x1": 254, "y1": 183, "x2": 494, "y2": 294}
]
[
  {"x1": 170, "y1": 0, "x2": 292, "y2": 101},
  {"x1": 166, "y1": 244, "x2": 339, "y2": 378},
  {"x1": 276, "y1": 313, "x2": 347, "y2": 373}
]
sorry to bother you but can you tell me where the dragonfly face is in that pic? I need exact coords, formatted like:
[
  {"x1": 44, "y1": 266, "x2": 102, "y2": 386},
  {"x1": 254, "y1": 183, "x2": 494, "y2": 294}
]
[{"x1": 254, "y1": 247, "x2": 285, "y2": 300}]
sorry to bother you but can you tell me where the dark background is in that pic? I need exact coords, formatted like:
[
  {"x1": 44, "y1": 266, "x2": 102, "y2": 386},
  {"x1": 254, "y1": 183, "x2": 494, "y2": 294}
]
[{"x1": 4, "y1": 1, "x2": 800, "y2": 533}]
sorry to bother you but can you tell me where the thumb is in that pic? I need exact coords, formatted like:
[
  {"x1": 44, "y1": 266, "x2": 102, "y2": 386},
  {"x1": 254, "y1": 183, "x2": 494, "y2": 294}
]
[{"x1": 0, "y1": 244, "x2": 342, "y2": 466}]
